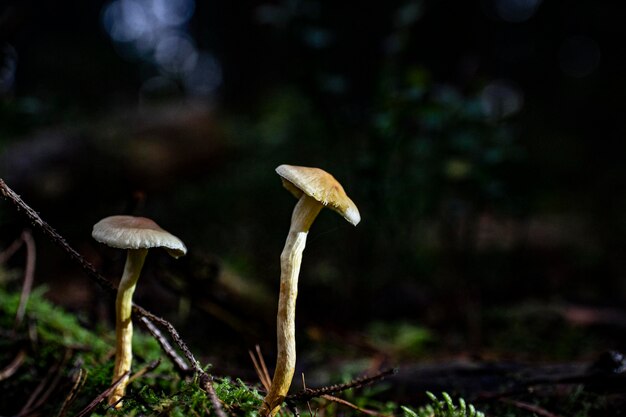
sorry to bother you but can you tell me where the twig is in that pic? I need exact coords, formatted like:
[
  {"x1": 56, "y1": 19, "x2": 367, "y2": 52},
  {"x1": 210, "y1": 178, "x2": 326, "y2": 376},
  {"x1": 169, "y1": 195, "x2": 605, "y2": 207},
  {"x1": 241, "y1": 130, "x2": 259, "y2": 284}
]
[
  {"x1": 286, "y1": 400, "x2": 300, "y2": 417},
  {"x1": 287, "y1": 368, "x2": 397, "y2": 403},
  {"x1": 0, "y1": 232, "x2": 24, "y2": 263},
  {"x1": 320, "y1": 394, "x2": 386, "y2": 416},
  {"x1": 127, "y1": 358, "x2": 161, "y2": 384},
  {"x1": 15, "y1": 229, "x2": 36, "y2": 327},
  {"x1": 256, "y1": 345, "x2": 272, "y2": 388},
  {"x1": 74, "y1": 371, "x2": 130, "y2": 417},
  {"x1": 0, "y1": 228, "x2": 37, "y2": 329},
  {"x1": 0, "y1": 178, "x2": 226, "y2": 416},
  {"x1": 499, "y1": 398, "x2": 564, "y2": 417},
  {"x1": 0, "y1": 349, "x2": 27, "y2": 381},
  {"x1": 18, "y1": 348, "x2": 72, "y2": 417},
  {"x1": 56, "y1": 367, "x2": 87, "y2": 417},
  {"x1": 132, "y1": 290, "x2": 225, "y2": 416},
  {"x1": 249, "y1": 350, "x2": 267, "y2": 390},
  {"x1": 249, "y1": 345, "x2": 272, "y2": 391},
  {"x1": 299, "y1": 373, "x2": 386, "y2": 417},
  {"x1": 251, "y1": 347, "x2": 288, "y2": 417},
  {"x1": 199, "y1": 372, "x2": 228, "y2": 417},
  {"x1": 140, "y1": 316, "x2": 190, "y2": 375},
  {"x1": 133, "y1": 307, "x2": 202, "y2": 374},
  {"x1": 302, "y1": 374, "x2": 315, "y2": 417},
  {"x1": 0, "y1": 179, "x2": 116, "y2": 292}
]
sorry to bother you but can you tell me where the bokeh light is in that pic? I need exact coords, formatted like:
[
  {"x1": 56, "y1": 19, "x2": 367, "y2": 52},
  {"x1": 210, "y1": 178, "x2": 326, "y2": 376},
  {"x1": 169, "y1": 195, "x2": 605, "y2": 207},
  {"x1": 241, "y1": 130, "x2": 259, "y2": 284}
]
[
  {"x1": 150, "y1": 0, "x2": 195, "y2": 26},
  {"x1": 101, "y1": 0, "x2": 221, "y2": 97},
  {"x1": 154, "y1": 31, "x2": 198, "y2": 74},
  {"x1": 494, "y1": 0, "x2": 542, "y2": 23},
  {"x1": 0, "y1": 43, "x2": 17, "y2": 95},
  {"x1": 480, "y1": 80, "x2": 524, "y2": 120}
]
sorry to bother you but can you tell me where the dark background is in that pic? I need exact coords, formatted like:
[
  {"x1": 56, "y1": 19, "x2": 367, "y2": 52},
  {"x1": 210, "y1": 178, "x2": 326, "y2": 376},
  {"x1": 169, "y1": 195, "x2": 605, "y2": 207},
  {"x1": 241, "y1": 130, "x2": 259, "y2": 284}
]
[{"x1": 2, "y1": 0, "x2": 626, "y2": 384}]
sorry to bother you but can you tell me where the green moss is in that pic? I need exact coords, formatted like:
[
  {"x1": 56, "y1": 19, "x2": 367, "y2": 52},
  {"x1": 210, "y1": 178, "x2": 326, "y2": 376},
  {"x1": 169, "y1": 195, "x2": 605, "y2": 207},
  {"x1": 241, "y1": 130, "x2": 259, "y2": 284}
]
[
  {"x1": 403, "y1": 392, "x2": 485, "y2": 417},
  {"x1": 0, "y1": 285, "x2": 267, "y2": 416},
  {"x1": 215, "y1": 378, "x2": 264, "y2": 417},
  {"x1": 0, "y1": 286, "x2": 110, "y2": 353}
]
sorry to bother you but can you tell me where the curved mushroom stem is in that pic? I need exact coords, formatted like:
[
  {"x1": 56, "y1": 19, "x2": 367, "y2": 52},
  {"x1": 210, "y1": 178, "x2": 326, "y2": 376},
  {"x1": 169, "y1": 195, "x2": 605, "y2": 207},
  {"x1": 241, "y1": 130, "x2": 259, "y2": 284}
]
[
  {"x1": 261, "y1": 195, "x2": 323, "y2": 417},
  {"x1": 109, "y1": 248, "x2": 148, "y2": 407}
]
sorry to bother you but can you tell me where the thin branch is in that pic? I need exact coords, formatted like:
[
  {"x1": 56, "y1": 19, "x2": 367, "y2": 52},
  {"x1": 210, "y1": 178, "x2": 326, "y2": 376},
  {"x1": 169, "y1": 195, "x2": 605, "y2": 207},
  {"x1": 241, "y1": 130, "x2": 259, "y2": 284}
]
[
  {"x1": 56, "y1": 367, "x2": 87, "y2": 417},
  {"x1": 249, "y1": 345, "x2": 271, "y2": 391},
  {"x1": 0, "y1": 179, "x2": 116, "y2": 292},
  {"x1": 0, "y1": 349, "x2": 27, "y2": 381},
  {"x1": 0, "y1": 232, "x2": 24, "y2": 263},
  {"x1": 320, "y1": 394, "x2": 387, "y2": 416},
  {"x1": 249, "y1": 350, "x2": 267, "y2": 390},
  {"x1": 256, "y1": 345, "x2": 272, "y2": 388},
  {"x1": 127, "y1": 358, "x2": 161, "y2": 384},
  {"x1": 287, "y1": 368, "x2": 397, "y2": 403},
  {"x1": 199, "y1": 372, "x2": 228, "y2": 417},
  {"x1": 15, "y1": 229, "x2": 36, "y2": 327},
  {"x1": 499, "y1": 398, "x2": 564, "y2": 417},
  {"x1": 140, "y1": 316, "x2": 190, "y2": 375},
  {"x1": 302, "y1": 374, "x2": 315, "y2": 417},
  {"x1": 74, "y1": 371, "x2": 130, "y2": 417},
  {"x1": 285, "y1": 400, "x2": 300, "y2": 417},
  {"x1": 133, "y1": 307, "x2": 202, "y2": 372},
  {"x1": 17, "y1": 348, "x2": 72, "y2": 417},
  {"x1": 298, "y1": 373, "x2": 388, "y2": 417},
  {"x1": 132, "y1": 283, "x2": 226, "y2": 416}
]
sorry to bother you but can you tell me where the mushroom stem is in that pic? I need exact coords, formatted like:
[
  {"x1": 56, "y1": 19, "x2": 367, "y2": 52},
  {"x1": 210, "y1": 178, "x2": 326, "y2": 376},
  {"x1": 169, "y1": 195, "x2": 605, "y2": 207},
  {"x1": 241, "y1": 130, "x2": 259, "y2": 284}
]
[
  {"x1": 109, "y1": 248, "x2": 148, "y2": 407},
  {"x1": 262, "y1": 195, "x2": 323, "y2": 417}
]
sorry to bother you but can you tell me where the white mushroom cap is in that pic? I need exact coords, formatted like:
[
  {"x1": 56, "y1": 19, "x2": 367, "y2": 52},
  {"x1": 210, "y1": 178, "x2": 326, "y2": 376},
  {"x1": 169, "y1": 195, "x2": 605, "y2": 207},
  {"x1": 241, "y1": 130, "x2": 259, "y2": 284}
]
[
  {"x1": 276, "y1": 164, "x2": 361, "y2": 226},
  {"x1": 92, "y1": 215, "x2": 187, "y2": 258}
]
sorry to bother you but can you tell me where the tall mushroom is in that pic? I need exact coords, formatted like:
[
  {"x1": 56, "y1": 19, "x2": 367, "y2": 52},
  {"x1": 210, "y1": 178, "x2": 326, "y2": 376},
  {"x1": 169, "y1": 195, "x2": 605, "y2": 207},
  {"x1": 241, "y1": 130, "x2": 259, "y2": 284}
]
[
  {"x1": 261, "y1": 165, "x2": 361, "y2": 417},
  {"x1": 92, "y1": 215, "x2": 187, "y2": 407}
]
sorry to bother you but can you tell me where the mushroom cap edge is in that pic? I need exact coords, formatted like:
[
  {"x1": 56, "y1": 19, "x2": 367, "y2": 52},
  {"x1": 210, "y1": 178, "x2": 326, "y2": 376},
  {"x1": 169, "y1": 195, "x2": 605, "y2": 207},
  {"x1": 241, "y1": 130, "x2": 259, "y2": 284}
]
[
  {"x1": 92, "y1": 215, "x2": 187, "y2": 258},
  {"x1": 276, "y1": 164, "x2": 361, "y2": 226}
]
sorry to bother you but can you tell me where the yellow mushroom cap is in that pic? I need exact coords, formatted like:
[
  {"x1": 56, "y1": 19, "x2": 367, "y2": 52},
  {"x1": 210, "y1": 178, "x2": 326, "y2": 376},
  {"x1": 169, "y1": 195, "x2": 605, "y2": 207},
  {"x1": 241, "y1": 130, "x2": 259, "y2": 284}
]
[
  {"x1": 276, "y1": 164, "x2": 361, "y2": 226},
  {"x1": 92, "y1": 215, "x2": 187, "y2": 258}
]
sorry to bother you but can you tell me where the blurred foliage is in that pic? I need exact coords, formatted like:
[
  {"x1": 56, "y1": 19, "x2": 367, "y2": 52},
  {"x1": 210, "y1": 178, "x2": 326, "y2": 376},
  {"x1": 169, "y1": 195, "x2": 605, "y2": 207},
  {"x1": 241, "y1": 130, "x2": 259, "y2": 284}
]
[
  {"x1": 366, "y1": 321, "x2": 433, "y2": 358},
  {"x1": 0, "y1": 98, "x2": 50, "y2": 139},
  {"x1": 360, "y1": 63, "x2": 525, "y2": 283},
  {"x1": 484, "y1": 304, "x2": 599, "y2": 360},
  {"x1": 372, "y1": 64, "x2": 525, "y2": 214}
]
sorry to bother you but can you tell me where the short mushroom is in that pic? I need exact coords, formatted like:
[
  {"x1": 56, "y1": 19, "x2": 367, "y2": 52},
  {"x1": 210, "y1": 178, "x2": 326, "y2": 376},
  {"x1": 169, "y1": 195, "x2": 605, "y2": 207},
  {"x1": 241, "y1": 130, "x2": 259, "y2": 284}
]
[
  {"x1": 261, "y1": 165, "x2": 360, "y2": 417},
  {"x1": 92, "y1": 215, "x2": 186, "y2": 407}
]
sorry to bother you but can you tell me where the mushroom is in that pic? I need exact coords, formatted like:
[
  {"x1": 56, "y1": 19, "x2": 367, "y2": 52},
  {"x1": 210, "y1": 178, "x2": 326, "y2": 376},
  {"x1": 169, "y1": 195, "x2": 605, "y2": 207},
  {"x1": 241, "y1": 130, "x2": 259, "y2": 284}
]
[
  {"x1": 92, "y1": 215, "x2": 187, "y2": 407},
  {"x1": 261, "y1": 165, "x2": 360, "y2": 416}
]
